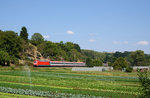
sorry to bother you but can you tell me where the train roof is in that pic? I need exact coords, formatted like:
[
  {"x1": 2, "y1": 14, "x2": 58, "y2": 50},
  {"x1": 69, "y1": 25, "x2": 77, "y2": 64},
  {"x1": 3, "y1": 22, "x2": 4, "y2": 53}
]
[
  {"x1": 35, "y1": 60, "x2": 85, "y2": 63},
  {"x1": 50, "y1": 61, "x2": 85, "y2": 63},
  {"x1": 35, "y1": 60, "x2": 49, "y2": 62}
]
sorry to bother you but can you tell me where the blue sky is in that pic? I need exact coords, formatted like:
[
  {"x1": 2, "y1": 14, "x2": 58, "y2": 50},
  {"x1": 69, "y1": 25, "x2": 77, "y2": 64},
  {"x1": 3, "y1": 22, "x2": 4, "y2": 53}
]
[{"x1": 0, "y1": 0, "x2": 150, "y2": 53}]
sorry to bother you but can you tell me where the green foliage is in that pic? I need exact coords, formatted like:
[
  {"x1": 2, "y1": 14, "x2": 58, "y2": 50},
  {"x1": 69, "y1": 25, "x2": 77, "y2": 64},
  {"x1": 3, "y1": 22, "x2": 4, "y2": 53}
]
[
  {"x1": 37, "y1": 40, "x2": 83, "y2": 61},
  {"x1": 108, "y1": 62, "x2": 113, "y2": 66},
  {"x1": 143, "y1": 54, "x2": 150, "y2": 66},
  {"x1": 0, "y1": 51, "x2": 10, "y2": 66},
  {"x1": 126, "y1": 67, "x2": 133, "y2": 72},
  {"x1": 113, "y1": 51, "x2": 123, "y2": 58},
  {"x1": 31, "y1": 33, "x2": 44, "y2": 46},
  {"x1": 104, "y1": 53, "x2": 114, "y2": 63},
  {"x1": 64, "y1": 42, "x2": 74, "y2": 52},
  {"x1": 113, "y1": 51, "x2": 130, "y2": 58},
  {"x1": 130, "y1": 50, "x2": 145, "y2": 66},
  {"x1": 20, "y1": 26, "x2": 28, "y2": 42},
  {"x1": 86, "y1": 58, "x2": 93, "y2": 67},
  {"x1": 82, "y1": 49, "x2": 105, "y2": 62},
  {"x1": 112, "y1": 57, "x2": 128, "y2": 70},
  {"x1": 41, "y1": 41, "x2": 62, "y2": 59},
  {"x1": 10, "y1": 56, "x2": 19, "y2": 65},
  {"x1": 0, "y1": 30, "x2": 23, "y2": 58},
  {"x1": 137, "y1": 70, "x2": 150, "y2": 98},
  {"x1": 92, "y1": 59, "x2": 103, "y2": 66},
  {"x1": 74, "y1": 43, "x2": 81, "y2": 52},
  {"x1": 67, "y1": 49, "x2": 82, "y2": 62}
]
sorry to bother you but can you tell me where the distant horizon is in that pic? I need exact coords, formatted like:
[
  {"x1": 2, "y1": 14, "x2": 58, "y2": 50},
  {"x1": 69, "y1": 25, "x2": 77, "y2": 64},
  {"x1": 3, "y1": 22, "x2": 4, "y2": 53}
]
[{"x1": 1, "y1": 0, "x2": 150, "y2": 53}]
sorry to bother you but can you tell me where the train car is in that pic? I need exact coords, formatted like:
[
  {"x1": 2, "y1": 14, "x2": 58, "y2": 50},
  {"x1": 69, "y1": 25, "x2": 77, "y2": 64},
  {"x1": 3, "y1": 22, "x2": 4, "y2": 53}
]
[
  {"x1": 33, "y1": 60, "x2": 86, "y2": 67},
  {"x1": 50, "y1": 61, "x2": 86, "y2": 67}
]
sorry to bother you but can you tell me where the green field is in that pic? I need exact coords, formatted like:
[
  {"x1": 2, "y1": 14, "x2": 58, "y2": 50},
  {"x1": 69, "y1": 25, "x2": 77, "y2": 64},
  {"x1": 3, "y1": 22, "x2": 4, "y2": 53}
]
[{"x1": 0, "y1": 66, "x2": 142, "y2": 98}]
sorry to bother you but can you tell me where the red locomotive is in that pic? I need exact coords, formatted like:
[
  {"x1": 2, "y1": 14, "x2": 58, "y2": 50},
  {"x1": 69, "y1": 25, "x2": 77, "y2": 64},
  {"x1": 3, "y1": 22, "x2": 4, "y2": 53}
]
[
  {"x1": 33, "y1": 60, "x2": 86, "y2": 67},
  {"x1": 33, "y1": 60, "x2": 50, "y2": 66}
]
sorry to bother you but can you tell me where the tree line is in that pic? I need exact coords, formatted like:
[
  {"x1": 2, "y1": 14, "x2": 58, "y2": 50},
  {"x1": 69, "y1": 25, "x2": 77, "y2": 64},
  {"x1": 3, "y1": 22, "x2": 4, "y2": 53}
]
[
  {"x1": 0, "y1": 27, "x2": 150, "y2": 69},
  {"x1": 83, "y1": 49, "x2": 150, "y2": 71}
]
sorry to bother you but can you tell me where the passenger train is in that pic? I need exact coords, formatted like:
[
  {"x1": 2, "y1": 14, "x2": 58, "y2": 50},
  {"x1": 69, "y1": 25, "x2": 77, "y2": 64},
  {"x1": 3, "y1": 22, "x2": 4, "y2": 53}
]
[{"x1": 33, "y1": 60, "x2": 86, "y2": 67}]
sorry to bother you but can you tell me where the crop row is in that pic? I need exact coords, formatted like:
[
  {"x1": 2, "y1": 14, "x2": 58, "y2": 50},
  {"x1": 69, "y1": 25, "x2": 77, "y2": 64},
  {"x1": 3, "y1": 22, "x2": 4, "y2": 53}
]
[
  {"x1": 0, "y1": 86, "x2": 105, "y2": 98},
  {"x1": 0, "y1": 71, "x2": 139, "y2": 92},
  {"x1": 0, "y1": 71, "x2": 139, "y2": 83},
  {"x1": 0, "y1": 81, "x2": 138, "y2": 97},
  {"x1": 0, "y1": 70, "x2": 139, "y2": 97},
  {"x1": 0, "y1": 75, "x2": 139, "y2": 93}
]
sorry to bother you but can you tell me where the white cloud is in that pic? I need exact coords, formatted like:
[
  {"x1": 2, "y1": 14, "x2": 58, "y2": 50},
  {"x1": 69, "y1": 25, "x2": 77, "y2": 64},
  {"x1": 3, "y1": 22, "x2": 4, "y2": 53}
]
[
  {"x1": 66, "y1": 30, "x2": 74, "y2": 35},
  {"x1": 43, "y1": 35, "x2": 49, "y2": 39},
  {"x1": 137, "y1": 41, "x2": 149, "y2": 46},
  {"x1": 89, "y1": 39, "x2": 96, "y2": 42}
]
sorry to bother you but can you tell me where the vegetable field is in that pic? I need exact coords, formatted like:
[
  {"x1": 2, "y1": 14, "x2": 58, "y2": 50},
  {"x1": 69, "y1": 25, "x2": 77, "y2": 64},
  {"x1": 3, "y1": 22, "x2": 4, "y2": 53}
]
[{"x1": 0, "y1": 67, "x2": 141, "y2": 98}]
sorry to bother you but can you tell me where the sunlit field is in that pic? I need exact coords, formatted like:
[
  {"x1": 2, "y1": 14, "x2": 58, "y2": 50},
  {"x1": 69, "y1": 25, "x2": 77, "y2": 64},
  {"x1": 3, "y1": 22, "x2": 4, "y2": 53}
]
[{"x1": 0, "y1": 66, "x2": 142, "y2": 98}]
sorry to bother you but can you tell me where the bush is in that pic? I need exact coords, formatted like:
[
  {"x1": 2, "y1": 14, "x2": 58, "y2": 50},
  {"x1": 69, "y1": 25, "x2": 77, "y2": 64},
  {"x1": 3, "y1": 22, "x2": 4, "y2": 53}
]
[
  {"x1": 137, "y1": 70, "x2": 150, "y2": 98},
  {"x1": 126, "y1": 67, "x2": 133, "y2": 72}
]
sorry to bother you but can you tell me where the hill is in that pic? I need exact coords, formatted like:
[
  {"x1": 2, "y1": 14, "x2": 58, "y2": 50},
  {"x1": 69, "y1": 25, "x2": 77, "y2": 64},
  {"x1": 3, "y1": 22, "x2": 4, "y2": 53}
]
[{"x1": 0, "y1": 27, "x2": 150, "y2": 68}]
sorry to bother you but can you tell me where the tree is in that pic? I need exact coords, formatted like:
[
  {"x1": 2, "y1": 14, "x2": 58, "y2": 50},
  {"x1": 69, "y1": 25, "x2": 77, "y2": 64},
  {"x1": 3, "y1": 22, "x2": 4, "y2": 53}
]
[
  {"x1": 41, "y1": 41, "x2": 62, "y2": 60},
  {"x1": 143, "y1": 54, "x2": 150, "y2": 66},
  {"x1": 20, "y1": 26, "x2": 28, "y2": 42},
  {"x1": 64, "y1": 42, "x2": 74, "y2": 52},
  {"x1": 104, "y1": 53, "x2": 114, "y2": 63},
  {"x1": 130, "y1": 50, "x2": 145, "y2": 66},
  {"x1": 68, "y1": 49, "x2": 81, "y2": 62},
  {"x1": 0, "y1": 51, "x2": 10, "y2": 66},
  {"x1": 31, "y1": 33, "x2": 44, "y2": 46},
  {"x1": 92, "y1": 59, "x2": 103, "y2": 66},
  {"x1": 137, "y1": 70, "x2": 150, "y2": 98},
  {"x1": 58, "y1": 41, "x2": 65, "y2": 49},
  {"x1": 113, "y1": 51, "x2": 122, "y2": 58},
  {"x1": 74, "y1": 43, "x2": 81, "y2": 52},
  {"x1": 82, "y1": 49, "x2": 106, "y2": 62},
  {"x1": 0, "y1": 31, "x2": 23, "y2": 58},
  {"x1": 112, "y1": 57, "x2": 128, "y2": 70},
  {"x1": 86, "y1": 58, "x2": 93, "y2": 67}
]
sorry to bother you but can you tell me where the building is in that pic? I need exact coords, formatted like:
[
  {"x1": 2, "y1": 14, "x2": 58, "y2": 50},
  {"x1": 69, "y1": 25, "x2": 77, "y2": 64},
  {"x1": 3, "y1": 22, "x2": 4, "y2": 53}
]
[{"x1": 133, "y1": 66, "x2": 150, "y2": 71}]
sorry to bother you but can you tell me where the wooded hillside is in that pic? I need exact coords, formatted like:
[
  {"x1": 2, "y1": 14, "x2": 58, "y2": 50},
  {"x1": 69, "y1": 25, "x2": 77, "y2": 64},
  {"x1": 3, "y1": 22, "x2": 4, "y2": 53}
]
[{"x1": 0, "y1": 27, "x2": 150, "y2": 68}]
